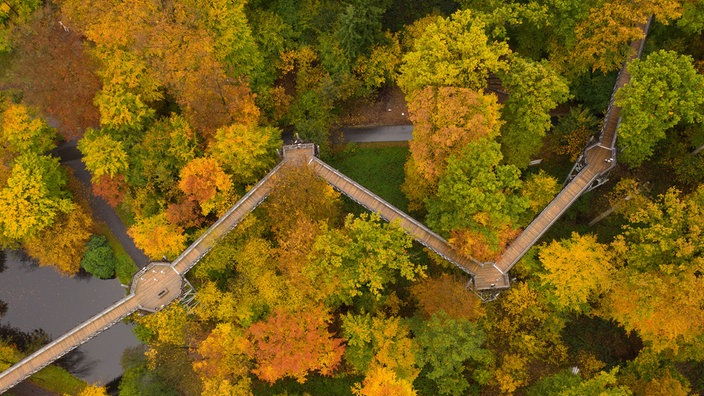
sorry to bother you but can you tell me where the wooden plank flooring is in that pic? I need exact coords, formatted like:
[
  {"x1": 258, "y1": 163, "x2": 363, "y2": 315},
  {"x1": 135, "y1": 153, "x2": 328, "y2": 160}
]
[
  {"x1": 495, "y1": 168, "x2": 597, "y2": 273},
  {"x1": 171, "y1": 162, "x2": 284, "y2": 275},
  {"x1": 491, "y1": 18, "x2": 652, "y2": 277}
]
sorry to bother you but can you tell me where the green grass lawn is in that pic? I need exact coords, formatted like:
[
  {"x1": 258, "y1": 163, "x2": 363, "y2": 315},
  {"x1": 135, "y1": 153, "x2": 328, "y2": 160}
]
[
  {"x1": 329, "y1": 144, "x2": 409, "y2": 212},
  {"x1": 28, "y1": 365, "x2": 87, "y2": 395}
]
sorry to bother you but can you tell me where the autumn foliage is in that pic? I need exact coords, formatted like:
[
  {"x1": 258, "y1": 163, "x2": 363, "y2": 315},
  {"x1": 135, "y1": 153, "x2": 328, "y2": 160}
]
[
  {"x1": 405, "y1": 86, "x2": 502, "y2": 188},
  {"x1": 128, "y1": 213, "x2": 186, "y2": 260},
  {"x1": 246, "y1": 306, "x2": 345, "y2": 384},
  {"x1": 10, "y1": 6, "x2": 100, "y2": 139},
  {"x1": 410, "y1": 274, "x2": 485, "y2": 321},
  {"x1": 1, "y1": 0, "x2": 701, "y2": 394},
  {"x1": 92, "y1": 174, "x2": 127, "y2": 208},
  {"x1": 178, "y1": 157, "x2": 233, "y2": 215},
  {"x1": 352, "y1": 366, "x2": 417, "y2": 396}
]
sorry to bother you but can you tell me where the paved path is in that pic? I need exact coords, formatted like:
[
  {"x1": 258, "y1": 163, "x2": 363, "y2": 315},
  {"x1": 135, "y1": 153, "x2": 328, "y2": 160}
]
[
  {"x1": 55, "y1": 141, "x2": 150, "y2": 269},
  {"x1": 342, "y1": 125, "x2": 413, "y2": 142}
]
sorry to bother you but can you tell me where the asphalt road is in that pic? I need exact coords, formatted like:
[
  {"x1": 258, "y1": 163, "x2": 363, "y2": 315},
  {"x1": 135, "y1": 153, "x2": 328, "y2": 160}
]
[{"x1": 342, "y1": 125, "x2": 413, "y2": 143}]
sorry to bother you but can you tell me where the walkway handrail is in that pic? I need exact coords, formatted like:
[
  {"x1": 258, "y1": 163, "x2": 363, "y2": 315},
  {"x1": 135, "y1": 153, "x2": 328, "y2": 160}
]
[
  {"x1": 496, "y1": 17, "x2": 653, "y2": 276},
  {"x1": 499, "y1": 169, "x2": 598, "y2": 272},
  {"x1": 310, "y1": 158, "x2": 449, "y2": 245},
  {"x1": 599, "y1": 16, "x2": 653, "y2": 149}
]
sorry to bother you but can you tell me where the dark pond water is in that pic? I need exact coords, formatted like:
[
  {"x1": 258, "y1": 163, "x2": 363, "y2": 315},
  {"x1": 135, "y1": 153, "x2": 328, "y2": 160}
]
[{"x1": 0, "y1": 250, "x2": 142, "y2": 385}]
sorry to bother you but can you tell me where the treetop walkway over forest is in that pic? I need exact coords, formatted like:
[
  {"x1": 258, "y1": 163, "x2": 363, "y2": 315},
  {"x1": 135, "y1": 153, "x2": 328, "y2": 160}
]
[
  {"x1": 493, "y1": 17, "x2": 652, "y2": 277},
  {"x1": 0, "y1": 17, "x2": 652, "y2": 394}
]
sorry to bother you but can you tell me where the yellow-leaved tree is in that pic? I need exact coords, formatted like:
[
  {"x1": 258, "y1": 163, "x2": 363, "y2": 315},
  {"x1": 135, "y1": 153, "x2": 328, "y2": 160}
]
[
  {"x1": 1, "y1": 103, "x2": 55, "y2": 154},
  {"x1": 78, "y1": 129, "x2": 129, "y2": 180},
  {"x1": 539, "y1": 232, "x2": 614, "y2": 313},
  {"x1": 128, "y1": 213, "x2": 186, "y2": 260},
  {"x1": 397, "y1": 9, "x2": 510, "y2": 93},
  {"x1": 193, "y1": 322, "x2": 252, "y2": 394},
  {"x1": 352, "y1": 366, "x2": 417, "y2": 396},
  {"x1": 208, "y1": 123, "x2": 281, "y2": 185},
  {"x1": 73, "y1": 384, "x2": 109, "y2": 396},
  {"x1": 0, "y1": 154, "x2": 73, "y2": 241},
  {"x1": 401, "y1": 86, "x2": 503, "y2": 211},
  {"x1": 23, "y1": 204, "x2": 93, "y2": 275}
]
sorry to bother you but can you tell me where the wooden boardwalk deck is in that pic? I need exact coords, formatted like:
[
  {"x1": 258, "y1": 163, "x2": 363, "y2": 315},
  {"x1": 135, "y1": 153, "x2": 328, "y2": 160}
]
[
  {"x1": 492, "y1": 18, "x2": 651, "y2": 275},
  {"x1": 171, "y1": 162, "x2": 284, "y2": 275},
  {"x1": 172, "y1": 144, "x2": 318, "y2": 276},
  {"x1": 0, "y1": 145, "x2": 319, "y2": 394},
  {"x1": 0, "y1": 20, "x2": 654, "y2": 390},
  {"x1": 495, "y1": 167, "x2": 597, "y2": 273}
]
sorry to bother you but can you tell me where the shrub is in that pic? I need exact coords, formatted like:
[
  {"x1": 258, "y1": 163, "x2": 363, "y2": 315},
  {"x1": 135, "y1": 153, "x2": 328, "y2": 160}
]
[{"x1": 80, "y1": 235, "x2": 117, "y2": 279}]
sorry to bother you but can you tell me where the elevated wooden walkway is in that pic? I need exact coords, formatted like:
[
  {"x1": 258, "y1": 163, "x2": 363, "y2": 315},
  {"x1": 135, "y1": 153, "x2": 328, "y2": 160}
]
[
  {"x1": 494, "y1": 17, "x2": 652, "y2": 275},
  {"x1": 0, "y1": 19, "x2": 653, "y2": 393},
  {"x1": 0, "y1": 296, "x2": 139, "y2": 392},
  {"x1": 171, "y1": 164, "x2": 284, "y2": 275},
  {"x1": 0, "y1": 261, "x2": 187, "y2": 393},
  {"x1": 0, "y1": 146, "x2": 322, "y2": 393}
]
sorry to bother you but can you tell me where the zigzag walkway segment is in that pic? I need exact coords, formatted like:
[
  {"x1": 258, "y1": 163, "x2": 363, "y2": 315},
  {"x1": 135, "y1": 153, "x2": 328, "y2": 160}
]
[
  {"x1": 0, "y1": 19, "x2": 652, "y2": 392},
  {"x1": 307, "y1": 156, "x2": 507, "y2": 288},
  {"x1": 0, "y1": 142, "x2": 501, "y2": 393},
  {"x1": 493, "y1": 18, "x2": 652, "y2": 277}
]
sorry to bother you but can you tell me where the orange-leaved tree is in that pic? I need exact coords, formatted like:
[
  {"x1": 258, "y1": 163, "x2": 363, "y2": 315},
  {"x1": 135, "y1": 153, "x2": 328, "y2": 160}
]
[
  {"x1": 571, "y1": 0, "x2": 681, "y2": 75},
  {"x1": 402, "y1": 87, "x2": 503, "y2": 211},
  {"x1": 410, "y1": 273, "x2": 485, "y2": 321},
  {"x1": 178, "y1": 157, "x2": 233, "y2": 216},
  {"x1": 246, "y1": 305, "x2": 345, "y2": 384},
  {"x1": 23, "y1": 204, "x2": 93, "y2": 275},
  {"x1": 262, "y1": 165, "x2": 341, "y2": 240}
]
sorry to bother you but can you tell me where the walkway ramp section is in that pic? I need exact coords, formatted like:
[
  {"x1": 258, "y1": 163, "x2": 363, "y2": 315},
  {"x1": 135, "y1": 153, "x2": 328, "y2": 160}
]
[
  {"x1": 0, "y1": 296, "x2": 139, "y2": 393},
  {"x1": 599, "y1": 18, "x2": 651, "y2": 149},
  {"x1": 308, "y1": 157, "x2": 508, "y2": 288},
  {"x1": 492, "y1": 18, "x2": 651, "y2": 277},
  {"x1": 171, "y1": 161, "x2": 286, "y2": 275},
  {"x1": 495, "y1": 167, "x2": 598, "y2": 273}
]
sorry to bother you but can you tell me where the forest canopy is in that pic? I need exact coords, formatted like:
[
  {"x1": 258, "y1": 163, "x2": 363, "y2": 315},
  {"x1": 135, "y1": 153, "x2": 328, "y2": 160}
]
[{"x1": 0, "y1": 0, "x2": 703, "y2": 394}]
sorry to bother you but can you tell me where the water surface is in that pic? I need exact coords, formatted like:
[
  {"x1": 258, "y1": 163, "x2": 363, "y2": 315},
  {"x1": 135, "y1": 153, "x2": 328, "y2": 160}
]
[{"x1": 0, "y1": 250, "x2": 141, "y2": 385}]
